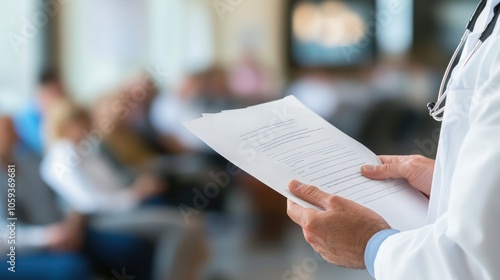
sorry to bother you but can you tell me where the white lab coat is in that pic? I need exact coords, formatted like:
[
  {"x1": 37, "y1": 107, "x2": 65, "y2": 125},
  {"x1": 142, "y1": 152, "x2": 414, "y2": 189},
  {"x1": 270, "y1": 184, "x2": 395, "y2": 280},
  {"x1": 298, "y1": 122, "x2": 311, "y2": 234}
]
[{"x1": 374, "y1": 1, "x2": 500, "y2": 279}]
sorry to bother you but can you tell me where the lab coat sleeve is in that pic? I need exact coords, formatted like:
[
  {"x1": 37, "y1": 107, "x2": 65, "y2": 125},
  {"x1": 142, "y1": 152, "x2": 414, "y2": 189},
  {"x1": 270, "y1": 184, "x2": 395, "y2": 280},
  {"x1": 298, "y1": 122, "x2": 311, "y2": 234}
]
[{"x1": 373, "y1": 55, "x2": 500, "y2": 279}]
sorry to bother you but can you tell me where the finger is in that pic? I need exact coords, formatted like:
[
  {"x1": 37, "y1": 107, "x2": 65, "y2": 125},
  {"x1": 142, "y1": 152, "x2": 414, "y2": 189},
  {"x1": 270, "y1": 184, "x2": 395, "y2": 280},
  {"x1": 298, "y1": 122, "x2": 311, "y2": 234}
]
[
  {"x1": 361, "y1": 162, "x2": 404, "y2": 180},
  {"x1": 286, "y1": 200, "x2": 303, "y2": 225},
  {"x1": 378, "y1": 155, "x2": 406, "y2": 164},
  {"x1": 286, "y1": 199, "x2": 317, "y2": 227},
  {"x1": 289, "y1": 180, "x2": 331, "y2": 209}
]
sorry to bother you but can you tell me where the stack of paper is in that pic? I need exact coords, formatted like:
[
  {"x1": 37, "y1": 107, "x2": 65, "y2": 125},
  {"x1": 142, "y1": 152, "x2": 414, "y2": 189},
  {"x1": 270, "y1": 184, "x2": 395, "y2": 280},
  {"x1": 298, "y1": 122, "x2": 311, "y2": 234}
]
[{"x1": 184, "y1": 96, "x2": 428, "y2": 230}]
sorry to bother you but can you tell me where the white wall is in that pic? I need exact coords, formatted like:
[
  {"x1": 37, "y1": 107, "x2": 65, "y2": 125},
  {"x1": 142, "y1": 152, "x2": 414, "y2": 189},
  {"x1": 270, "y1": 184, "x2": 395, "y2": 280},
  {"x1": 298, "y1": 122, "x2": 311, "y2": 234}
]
[
  {"x1": 0, "y1": 0, "x2": 43, "y2": 114},
  {"x1": 61, "y1": 0, "x2": 216, "y2": 103},
  {"x1": 210, "y1": 0, "x2": 286, "y2": 87},
  {"x1": 58, "y1": 0, "x2": 287, "y2": 103}
]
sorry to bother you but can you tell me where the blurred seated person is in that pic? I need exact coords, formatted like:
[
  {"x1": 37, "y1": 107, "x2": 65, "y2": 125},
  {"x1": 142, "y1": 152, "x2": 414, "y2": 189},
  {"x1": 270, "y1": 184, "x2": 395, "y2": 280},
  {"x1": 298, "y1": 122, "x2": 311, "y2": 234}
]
[
  {"x1": 0, "y1": 116, "x2": 153, "y2": 280},
  {"x1": 41, "y1": 98, "x2": 165, "y2": 212},
  {"x1": 13, "y1": 70, "x2": 65, "y2": 155},
  {"x1": 286, "y1": 70, "x2": 339, "y2": 124},
  {"x1": 150, "y1": 67, "x2": 239, "y2": 154},
  {"x1": 92, "y1": 92, "x2": 164, "y2": 177},
  {"x1": 40, "y1": 99, "x2": 208, "y2": 280},
  {"x1": 93, "y1": 87, "x2": 229, "y2": 212},
  {"x1": 117, "y1": 71, "x2": 167, "y2": 154},
  {"x1": 228, "y1": 49, "x2": 274, "y2": 102}
]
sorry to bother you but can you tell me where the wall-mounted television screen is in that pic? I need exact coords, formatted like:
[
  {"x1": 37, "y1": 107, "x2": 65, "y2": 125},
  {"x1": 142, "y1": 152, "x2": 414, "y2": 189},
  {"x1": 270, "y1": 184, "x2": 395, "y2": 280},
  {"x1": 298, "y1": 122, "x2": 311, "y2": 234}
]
[{"x1": 288, "y1": 0, "x2": 377, "y2": 68}]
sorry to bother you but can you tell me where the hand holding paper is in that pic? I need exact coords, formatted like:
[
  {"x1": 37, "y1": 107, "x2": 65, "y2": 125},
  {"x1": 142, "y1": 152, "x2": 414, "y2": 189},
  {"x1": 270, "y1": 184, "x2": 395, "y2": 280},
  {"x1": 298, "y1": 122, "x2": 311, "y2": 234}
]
[{"x1": 184, "y1": 96, "x2": 428, "y2": 231}]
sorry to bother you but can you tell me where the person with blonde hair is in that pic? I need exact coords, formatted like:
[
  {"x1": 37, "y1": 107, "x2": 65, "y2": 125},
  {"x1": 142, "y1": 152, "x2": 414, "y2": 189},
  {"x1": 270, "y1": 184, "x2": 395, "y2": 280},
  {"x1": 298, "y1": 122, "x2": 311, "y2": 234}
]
[{"x1": 40, "y1": 99, "x2": 208, "y2": 280}]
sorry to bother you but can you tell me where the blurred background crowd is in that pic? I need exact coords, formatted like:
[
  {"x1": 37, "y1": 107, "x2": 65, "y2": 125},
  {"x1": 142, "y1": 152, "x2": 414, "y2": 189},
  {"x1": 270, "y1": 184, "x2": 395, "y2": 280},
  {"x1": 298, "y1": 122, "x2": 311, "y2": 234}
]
[{"x1": 0, "y1": 0, "x2": 478, "y2": 279}]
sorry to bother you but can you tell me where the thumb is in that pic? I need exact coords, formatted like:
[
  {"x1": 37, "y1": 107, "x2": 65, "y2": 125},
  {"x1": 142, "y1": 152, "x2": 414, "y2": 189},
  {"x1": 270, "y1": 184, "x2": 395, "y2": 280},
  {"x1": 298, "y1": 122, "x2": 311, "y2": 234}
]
[
  {"x1": 361, "y1": 163, "x2": 404, "y2": 180},
  {"x1": 289, "y1": 180, "x2": 331, "y2": 209}
]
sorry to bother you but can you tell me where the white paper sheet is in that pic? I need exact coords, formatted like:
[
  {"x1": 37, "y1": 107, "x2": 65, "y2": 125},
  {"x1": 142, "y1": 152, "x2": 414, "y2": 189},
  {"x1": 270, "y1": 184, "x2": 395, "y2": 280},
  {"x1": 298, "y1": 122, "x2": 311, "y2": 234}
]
[{"x1": 184, "y1": 96, "x2": 429, "y2": 230}]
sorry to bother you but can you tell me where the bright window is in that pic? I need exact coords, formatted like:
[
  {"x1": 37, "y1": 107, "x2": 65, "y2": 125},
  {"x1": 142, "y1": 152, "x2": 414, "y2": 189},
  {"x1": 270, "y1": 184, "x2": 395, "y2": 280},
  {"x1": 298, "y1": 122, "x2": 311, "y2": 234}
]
[{"x1": 0, "y1": 0, "x2": 43, "y2": 114}]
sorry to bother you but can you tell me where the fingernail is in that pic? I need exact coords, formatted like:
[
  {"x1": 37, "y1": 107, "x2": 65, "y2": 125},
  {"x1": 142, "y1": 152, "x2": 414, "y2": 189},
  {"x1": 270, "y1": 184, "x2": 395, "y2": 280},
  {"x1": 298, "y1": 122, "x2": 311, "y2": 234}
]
[
  {"x1": 289, "y1": 179, "x2": 303, "y2": 189},
  {"x1": 362, "y1": 165, "x2": 375, "y2": 173}
]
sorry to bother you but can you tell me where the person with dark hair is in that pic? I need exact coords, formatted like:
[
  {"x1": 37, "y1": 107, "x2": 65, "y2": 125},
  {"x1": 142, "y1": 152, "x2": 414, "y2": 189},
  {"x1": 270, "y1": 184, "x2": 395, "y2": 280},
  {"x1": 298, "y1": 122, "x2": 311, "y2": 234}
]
[
  {"x1": 13, "y1": 69, "x2": 65, "y2": 154},
  {"x1": 38, "y1": 69, "x2": 60, "y2": 84}
]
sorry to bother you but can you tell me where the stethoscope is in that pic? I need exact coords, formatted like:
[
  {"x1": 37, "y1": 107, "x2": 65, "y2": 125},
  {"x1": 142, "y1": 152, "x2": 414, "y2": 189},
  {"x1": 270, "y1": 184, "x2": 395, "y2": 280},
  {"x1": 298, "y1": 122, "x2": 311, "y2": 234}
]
[{"x1": 427, "y1": 0, "x2": 500, "y2": 121}]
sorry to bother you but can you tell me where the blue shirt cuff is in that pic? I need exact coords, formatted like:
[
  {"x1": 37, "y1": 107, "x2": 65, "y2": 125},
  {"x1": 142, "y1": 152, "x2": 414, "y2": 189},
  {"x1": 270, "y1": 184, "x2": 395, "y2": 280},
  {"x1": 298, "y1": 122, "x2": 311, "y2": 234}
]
[{"x1": 364, "y1": 229, "x2": 400, "y2": 278}]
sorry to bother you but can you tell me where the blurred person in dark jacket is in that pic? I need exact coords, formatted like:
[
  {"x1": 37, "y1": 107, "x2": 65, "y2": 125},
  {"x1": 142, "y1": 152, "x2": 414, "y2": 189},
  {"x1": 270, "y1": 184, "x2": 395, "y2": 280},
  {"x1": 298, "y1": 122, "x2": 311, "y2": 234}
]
[{"x1": 118, "y1": 71, "x2": 167, "y2": 155}]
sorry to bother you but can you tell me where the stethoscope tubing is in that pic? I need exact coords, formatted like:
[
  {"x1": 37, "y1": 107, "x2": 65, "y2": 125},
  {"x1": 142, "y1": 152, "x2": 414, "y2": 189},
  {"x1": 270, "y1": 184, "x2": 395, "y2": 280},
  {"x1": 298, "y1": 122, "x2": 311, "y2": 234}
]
[{"x1": 428, "y1": 0, "x2": 500, "y2": 122}]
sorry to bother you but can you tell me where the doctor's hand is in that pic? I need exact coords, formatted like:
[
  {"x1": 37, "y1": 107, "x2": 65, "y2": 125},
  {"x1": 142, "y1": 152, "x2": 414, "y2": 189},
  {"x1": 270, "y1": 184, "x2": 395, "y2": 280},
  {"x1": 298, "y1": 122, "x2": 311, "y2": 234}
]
[
  {"x1": 287, "y1": 180, "x2": 391, "y2": 269},
  {"x1": 361, "y1": 155, "x2": 435, "y2": 197}
]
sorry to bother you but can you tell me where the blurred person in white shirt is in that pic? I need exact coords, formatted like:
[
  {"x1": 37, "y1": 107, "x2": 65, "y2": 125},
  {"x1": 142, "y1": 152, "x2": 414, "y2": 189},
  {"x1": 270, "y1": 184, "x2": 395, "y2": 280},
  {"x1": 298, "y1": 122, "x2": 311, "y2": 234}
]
[{"x1": 40, "y1": 99, "x2": 208, "y2": 280}]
